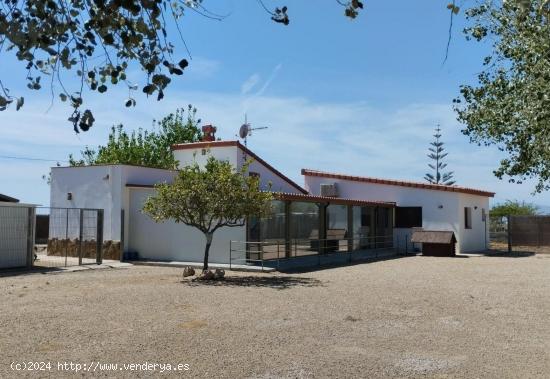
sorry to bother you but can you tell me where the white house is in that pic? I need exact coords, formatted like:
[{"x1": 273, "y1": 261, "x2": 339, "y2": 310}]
[
  {"x1": 302, "y1": 169, "x2": 494, "y2": 253},
  {"x1": 49, "y1": 138, "x2": 494, "y2": 265},
  {"x1": 50, "y1": 140, "x2": 307, "y2": 264}
]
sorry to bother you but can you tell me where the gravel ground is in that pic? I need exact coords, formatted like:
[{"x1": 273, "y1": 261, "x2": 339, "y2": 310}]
[{"x1": 1, "y1": 254, "x2": 550, "y2": 378}]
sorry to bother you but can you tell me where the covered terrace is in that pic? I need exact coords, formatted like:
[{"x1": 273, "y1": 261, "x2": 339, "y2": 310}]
[{"x1": 233, "y1": 193, "x2": 396, "y2": 268}]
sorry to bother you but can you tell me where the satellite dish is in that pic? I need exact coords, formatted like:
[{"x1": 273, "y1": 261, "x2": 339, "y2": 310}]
[{"x1": 239, "y1": 123, "x2": 250, "y2": 139}]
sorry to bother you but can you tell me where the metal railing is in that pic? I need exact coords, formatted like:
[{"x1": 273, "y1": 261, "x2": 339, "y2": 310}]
[{"x1": 229, "y1": 235, "x2": 395, "y2": 270}]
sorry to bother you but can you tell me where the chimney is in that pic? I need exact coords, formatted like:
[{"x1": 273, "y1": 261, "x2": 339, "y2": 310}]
[{"x1": 201, "y1": 124, "x2": 217, "y2": 142}]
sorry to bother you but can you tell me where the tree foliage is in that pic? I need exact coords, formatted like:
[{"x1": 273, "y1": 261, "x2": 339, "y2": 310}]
[
  {"x1": 456, "y1": 0, "x2": 550, "y2": 193},
  {"x1": 490, "y1": 199, "x2": 539, "y2": 231},
  {"x1": 0, "y1": 0, "x2": 366, "y2": 132},
  {"x1": 69, "y1": 105, "x2": 201, "y2": 168},
  {"x1": 424, "y1": 126, "x2": 455, "y2": 185},
  {"x1": 491, "y1": 199, "x2": 539, "y2": 218},
  {"x1": 142, "y1": 157, "x2": 273, "y2": 270}
]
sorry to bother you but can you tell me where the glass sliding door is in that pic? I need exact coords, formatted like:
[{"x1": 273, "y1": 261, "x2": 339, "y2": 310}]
[
  {"x1": 352, "y1": 206, "x2": 376, "y2": 250},
  {"x1": 326, "y1": 204, "x2": 349, "y2": 252},
  {"x1": 247, "y1": 200, "x2": 286, "y2": 260},
  {"x1": 290, "y1": 202, "x2": 320, "y2": 257},
  {"x1": 375, "y1": 207, "x2": 393, "y2": 248}
]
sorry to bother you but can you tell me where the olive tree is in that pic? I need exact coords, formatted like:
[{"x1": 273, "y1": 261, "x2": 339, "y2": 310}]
[{"x1": 142, "y1": 157, "x2": 273, "y2": 271}]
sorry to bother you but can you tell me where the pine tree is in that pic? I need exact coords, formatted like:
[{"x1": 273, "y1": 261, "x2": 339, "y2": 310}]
[{"x1": 424, "y1": 126, "x2": 455, "y2": 185}]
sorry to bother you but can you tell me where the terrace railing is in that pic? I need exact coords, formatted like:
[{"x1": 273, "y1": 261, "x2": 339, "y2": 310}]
[{"x1": 229, "y1": 235, "x2": 395, "y2": 271}]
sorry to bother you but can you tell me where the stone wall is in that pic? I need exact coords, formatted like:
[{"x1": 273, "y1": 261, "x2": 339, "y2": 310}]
[{"x1": 47, "y1": 239, "x2": 121, "y2": 260}]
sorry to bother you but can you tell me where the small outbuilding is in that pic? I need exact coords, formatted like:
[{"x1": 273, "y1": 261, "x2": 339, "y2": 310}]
[{"x1": 411, "y1": 230, "x2": 457, "y2": 257}]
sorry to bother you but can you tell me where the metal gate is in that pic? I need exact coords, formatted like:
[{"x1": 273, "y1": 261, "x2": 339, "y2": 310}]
[{"x1": 33, "y1": 207, "x2": 104, "y2": 268}]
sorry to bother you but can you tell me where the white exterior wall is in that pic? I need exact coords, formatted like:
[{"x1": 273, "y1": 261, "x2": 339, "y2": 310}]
[
  {"x1": 173, "y1": 145, "x2": 303, "y2": 194},
  {"x1": 173, "y1": 145, "x2": 239, "y2": 170},
  {"x1": 50, "y1": 165, "x2": 116, "y2": 239},
  {"x1": 237, "y1": 149, "x2": 302, "y2": 193},
  {"x1": 127, "y1": 188, "x2": 246, "y2": 263},
  {"x1": 50, "y1": 165, "x2": 176, "y2": 243},
  {"x1": 458, "y1": 193, "x2": 490, "y2": 253},
  {"x1": 304, "y1": 176, "x2": 490, "y2": 253}
]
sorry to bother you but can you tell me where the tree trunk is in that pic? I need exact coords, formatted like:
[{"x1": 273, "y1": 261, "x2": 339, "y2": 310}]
[{"x1": 203, "y1": 232, "x2": 213, "y2": 271}]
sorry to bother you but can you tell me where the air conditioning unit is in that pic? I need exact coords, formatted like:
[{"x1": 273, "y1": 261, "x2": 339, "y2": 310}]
[{"x1": 320, "y1": 183, "x2": 339, "y2": 197}]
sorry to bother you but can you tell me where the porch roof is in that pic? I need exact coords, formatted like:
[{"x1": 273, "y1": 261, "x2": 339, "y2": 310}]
[{"x1": 125, "y1": 185, "x2": 394, "y2": 207}]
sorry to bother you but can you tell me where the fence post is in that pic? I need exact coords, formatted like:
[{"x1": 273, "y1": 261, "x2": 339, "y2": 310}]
[
  {"x1": 26, "y1": 207, "x2": 35, "y2": 268},
  {"x1": 120, "y1": 209, "x2": 125, "y2": 261},
  {"x1": 507, "y1": 215, "x2": 512, "y2": 254},
  {"x1": 277, "y1": 241, "x2": 280, "y2": 271},
  {"x1": 64, "y1": 208, "x2": 69, "y2": 267},
  {"x1": 538, "y1": 217, "x2": 543, "y2": 248},
  {"x1": 229, "y1": 241, "x2": 232, "y2": 270},
  {"x1": 96, "y1": 209, "x2": 104, "y2": 264},
  {"x1": 78, "y1": 209, "x2": 83, "y2": 265}
]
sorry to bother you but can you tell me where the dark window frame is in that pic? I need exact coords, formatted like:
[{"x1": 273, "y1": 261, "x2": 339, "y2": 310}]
[
  {"x1": 395, "y1": 207, "x2": 422, "y2": 228},
  {"x1": 465, "y1": 207, "x2": 472, "y2": 229}
]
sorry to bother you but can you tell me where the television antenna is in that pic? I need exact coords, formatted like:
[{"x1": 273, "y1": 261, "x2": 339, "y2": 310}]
[{"x1": 238, "y1": 114, "x2": 268, "y2": 149}]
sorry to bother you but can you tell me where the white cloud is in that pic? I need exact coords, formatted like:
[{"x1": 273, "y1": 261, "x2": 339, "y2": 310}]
[
  {"x1": 2, "y1": 89, "x2": 549, "y2": 206},
  {"x1": 186, "y1": 56, "x2": 221, "y2": 78},
  {"x1": 255, "y1": 63, "x2": 282, "y2": 97},
  {"x1": 241, "y1": 73, "x2": 261, "y2": 95}
]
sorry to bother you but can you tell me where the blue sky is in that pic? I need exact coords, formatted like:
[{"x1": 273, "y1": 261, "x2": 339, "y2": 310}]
[{"x1": 1, "y1": 1, "x2": 549, "y2": 209}]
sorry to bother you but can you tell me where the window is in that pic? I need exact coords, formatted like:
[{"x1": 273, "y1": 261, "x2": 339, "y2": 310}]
[
  {"x1": 395, "y1": 207, "x2": 422, "y2": 228},
  {"x1": 464, "y1": 207, "x2": 472, "y2": 229}
]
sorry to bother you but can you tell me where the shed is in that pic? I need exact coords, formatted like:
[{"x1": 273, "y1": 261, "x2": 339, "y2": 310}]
[
  {"x1": 0, "y1": 202, "x2": 36, "y2": 268},
  {"x1": 411, "y1": 230, "x2": 457, "y2": 257}
]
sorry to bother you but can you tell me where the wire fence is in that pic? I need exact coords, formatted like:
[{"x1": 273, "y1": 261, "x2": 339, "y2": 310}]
[
  {"x1": 33, "y1": 207, "x2": 104, "y2": 268},
  {"x1": 230, "y1": 235, "x2": 397, "y2": 271}
]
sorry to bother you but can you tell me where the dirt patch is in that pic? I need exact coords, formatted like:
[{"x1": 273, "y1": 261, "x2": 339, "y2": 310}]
[
  {"x1": 2, "y1": 256, "x2": 550, "y2": 378},
  {"x1": 179, "y1": 320, "x2": 208, "y2": 330}
]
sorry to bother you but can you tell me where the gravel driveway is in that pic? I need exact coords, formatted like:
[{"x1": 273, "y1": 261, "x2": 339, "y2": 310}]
[{"x1": 1, "y1": 254, "x2": 550, "y2": 378}]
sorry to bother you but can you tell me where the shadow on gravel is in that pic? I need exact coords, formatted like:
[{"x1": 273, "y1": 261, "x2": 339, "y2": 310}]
[
  {"x1": 0, "y1": 266, "x2": 63, "y2": 278},
  {"x1": 480, "y1": 250, "x2": 536, "y2": 258},
  {"x1": 280, "y1": 253, "x2": 411, "y2": 274},
  {"x1": 184, "y1": 275, "x2": 324, "y2": 290}
]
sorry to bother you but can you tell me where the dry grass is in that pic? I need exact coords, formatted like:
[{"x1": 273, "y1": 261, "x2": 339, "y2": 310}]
[{"x1": 2, "y1": 255, "x2": 550, "y2": 378}]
